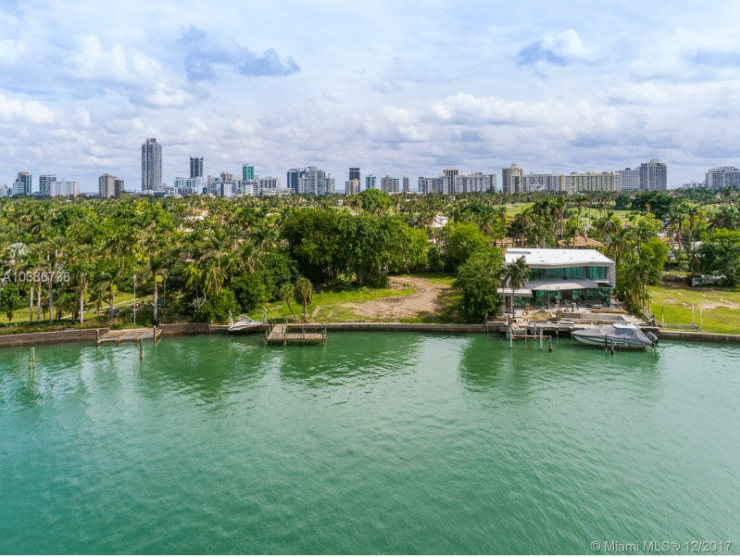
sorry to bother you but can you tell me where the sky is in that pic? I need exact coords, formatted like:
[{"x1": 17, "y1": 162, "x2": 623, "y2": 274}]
[{"x1": 2, "y1": 0, "x2": 740, "y2": 193}]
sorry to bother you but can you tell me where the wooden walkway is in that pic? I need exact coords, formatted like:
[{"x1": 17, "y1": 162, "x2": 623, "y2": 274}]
[
  {"x1": 97, "y1": 327, "x2": 161, "y2": 345},
  {"x1": 265, "y1": 324, "x2": 326, "y2": 346}
]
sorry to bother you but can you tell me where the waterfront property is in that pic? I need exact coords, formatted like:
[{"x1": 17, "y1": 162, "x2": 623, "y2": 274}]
[{"x1": 500, "y1": 248, "x2": 616, "y2": 308}]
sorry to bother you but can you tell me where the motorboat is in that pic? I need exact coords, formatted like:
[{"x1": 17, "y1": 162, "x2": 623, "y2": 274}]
[
  {"x1": 227, "y1": 313, "x2": 263, "y2": 332},
  {"x1": 571, "y1": 323, "x2": 658, "y2": 349}
]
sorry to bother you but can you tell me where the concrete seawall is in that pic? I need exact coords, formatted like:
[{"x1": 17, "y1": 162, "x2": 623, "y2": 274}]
[
  {"x1": 2, "y1": 322, "x2": 740, "y2": 348},
  {"x1": 0, "y1": 328, "x2": 110, "y2": 347}
]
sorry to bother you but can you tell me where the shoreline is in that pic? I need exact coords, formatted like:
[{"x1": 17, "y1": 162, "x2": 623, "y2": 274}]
[{"x1": 2, "y1": 322, "x2": 740, "y2": 348}]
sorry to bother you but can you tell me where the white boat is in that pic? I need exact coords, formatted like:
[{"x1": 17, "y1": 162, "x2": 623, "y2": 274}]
[
  {"x1": 227, "y1": 313, "x2": 263, "y2": 332},
  {"x1": 571, "y1": 323, "x2": 658, "y2": 349}
]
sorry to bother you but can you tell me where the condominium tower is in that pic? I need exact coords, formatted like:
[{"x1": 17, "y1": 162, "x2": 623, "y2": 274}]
[
  {"x1": 142, "y1": 138, "x2": 162, "y2": 191},
  {"x1": 190, "y1": 157, "x2": 203, "y2": 179}
]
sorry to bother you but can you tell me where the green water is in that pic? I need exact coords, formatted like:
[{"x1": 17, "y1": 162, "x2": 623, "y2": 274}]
[{"x1": 1, "y1": 334, "x2": 739, "y2": 554}]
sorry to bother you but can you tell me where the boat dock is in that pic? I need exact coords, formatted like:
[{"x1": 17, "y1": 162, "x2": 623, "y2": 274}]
[
  {"x1": 97, "y1": 327, "x2": 162, "y2": 345},
  {"x1": 265, "y1": 324, "x2": 327, "y2": 346}
]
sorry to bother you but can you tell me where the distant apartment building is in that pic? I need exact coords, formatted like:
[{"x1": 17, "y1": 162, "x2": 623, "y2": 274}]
[
  {"x1": 639, "y1": 159, "x2": 667, "y2": 191},
  {"x1": 13, "y1": 172, "x2": 32, "y2": 196},
  {"x1": 114, "y1": 179, "x2": 125, "y2": 197},
  {"x1": 142, "y1": 138, "x2": 162, "y2": 191},
  {"x1": 349, "y1": 167, "x2": 360, "y2": 187},
  {"x1": 174, "y1": 176, "x2": 203, "y2": 196},
  {"x1": 0, "y1": 184, "x2": 10, "y2": 197},
  {"x1": 380, "y1": 176, "x2": 400, "y2": 193},
  {"x1": 242, "y1": 164, "x2": 254, "y2": 181},
  {"x1": 51, "y1": 179, "x2": 80, "y2": 197},
  {"x1": 345, "y1": 179, "x2": 361, "y2": 195},
  {"x1": 39, "y1": 175, "x2": 56, "y2": 197},
  {"x1": 286, "y1": 167, "x2": 336, "y2": 195},
  {"x1": 365, "y1": 175, "x2": 377, "y2": 190},
  {"x1": 617, "y1": 168, "x2": 640, "y2": 191},
  {"x1": 442, "y1": 168, "x2": 459, "y2": 189},
  {"x1": 705, "y1": 166, "x2": 740, "y2": 190},
  {"x1": 522, "y1": 173, "x2": 565, "y2": 193},
  {"x1": 502, "y1": 164, "x2": 523, "y2": 195},
  {"x1": 418, "y1": 176, "x2": 451, "y2": 195},
  {"x1": 99, "y1": 174, "x2": 116, "y2": 198},
  {"x1": 454, "y1": 173, "x2": 492, "y2": 194},
  {"x1": 190, "y1": 157, "x2": 203, "y2": 179},
  {"x1": 564, "y1": 171, "x2": 621, "y2": 194},
  {"x1": 403, "y1": 176, "x2": 410, "y2": 193}
]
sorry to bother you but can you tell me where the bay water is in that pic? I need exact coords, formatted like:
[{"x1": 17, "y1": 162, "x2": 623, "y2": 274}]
[{"x1": 1, "y1": 333, "x2": 739, "y2": 553}]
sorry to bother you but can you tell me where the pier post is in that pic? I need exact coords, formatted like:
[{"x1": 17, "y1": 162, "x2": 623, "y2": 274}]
[
  {"x1": 509, "y1": 327, "x2": 513, "y2": 349},
  {"x1": 139, "y1": 339, "x2": 143, "y2": 361},
  {"x1": 540, "y1": 326, "x2": 543, "y2": 350},
  {"x1": 604, "y1": 334, "x2": 608, "y2": 353}
]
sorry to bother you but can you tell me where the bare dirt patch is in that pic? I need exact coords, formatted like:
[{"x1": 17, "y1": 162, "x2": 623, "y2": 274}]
[{"x1": 343, "y1": 276, "x2": 452, "y2": 321}]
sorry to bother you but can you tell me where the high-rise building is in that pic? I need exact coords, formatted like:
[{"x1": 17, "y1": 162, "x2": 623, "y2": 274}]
[
  {"x1": 39, "y1": 175, "x2": 56, "y2": 197},
  {"x1": 242, "y1": 164, "x2": 254, "y2": 181},
  {"x1": 639, "y1": 159, "x2": 667, "y2": 191},
  {"x1": 365, "y1": 175, "x2": 377, "y2": 190},
  {"x1": 417, "y1": 177, "x2": 451, "y2": 195},
  {"x1": 99, "y1": 174, "x2": 116, "y2": 198},
  {"x1": 443, "y1": 168, "x2": 459, "y2": 191},
  {"x1": 564, "y1": 171, "x2": 620, "y2": 193},
  {"x1": 617, "y1": 168, "x2": 640, "y2": 191},
  {"x1": 502, "y1": 164, "x2": 523, "y2": 195},
  {"x1": 403, "y1": 176, "x2": 410, "y2": 193},
  {"x1": 286, "y1": 167, "x2": 335, "y2": 195},
  {"x1": 114, "y1": 179, "x2": 125, "y2": 197},
  {"x1": 50, "y1": 179, "x2": 79, "y2": 197},
  {"x1": 0, "y1": 184, "x2": 11, "y2": 197},
  {"x1": 454, "y1": 173, "x2": 491, "y2": 194},
  {"x1": 380, "y1": 176, "x2": 400, "y2": 193},
  {"x1": 142, "y1": 138, "x2": 162, "y2": 191},
  {"x1": 349, "y1": 167, "x2": 360, "y2": 188},
  {"x1": 705, "y1": 166, "x2": 740, "y2": 190},
  {"x1": 13, "y1": 172, "x2": 32, "y2": 196},
  {"x1": 190, "y1": 157, "x2": 203, "y2": 179},
  {"x1": 345, "y1": 179, "x2": 361, "y2": 195}
]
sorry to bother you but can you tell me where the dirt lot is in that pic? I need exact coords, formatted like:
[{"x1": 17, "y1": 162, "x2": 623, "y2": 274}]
[{"x1": 342, "y1": 276, "x2": 452, "y2": 321}]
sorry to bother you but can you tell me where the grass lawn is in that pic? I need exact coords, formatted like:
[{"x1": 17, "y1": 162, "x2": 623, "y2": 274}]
[
  {"x1": 258, "y1": 284, "x2": 417, "y2": 323},
  {"x1": 649, "y1": 284, "x2": 740, "y2": 334}
]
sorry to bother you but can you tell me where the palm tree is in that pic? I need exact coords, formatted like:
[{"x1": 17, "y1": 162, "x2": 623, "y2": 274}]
[
  {"x1": 294, "y1": 277, "x2": 314, "y2": 322},
  {"x1": 503, "y1": 256, "x2": 530, "y2": 317}
]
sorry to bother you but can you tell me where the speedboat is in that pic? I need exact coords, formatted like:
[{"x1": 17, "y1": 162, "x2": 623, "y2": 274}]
[
  {"x1": 571, "y1": 323, "x2": 658, "y2": 349},
  {"x1": 227, "y1": 314, "x2": 262, "y2": 332}
]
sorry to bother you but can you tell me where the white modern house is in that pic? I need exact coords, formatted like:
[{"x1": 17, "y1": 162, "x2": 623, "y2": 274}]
[{"x1": 500, "y1": 248, "x2": 616, "y2": 307}]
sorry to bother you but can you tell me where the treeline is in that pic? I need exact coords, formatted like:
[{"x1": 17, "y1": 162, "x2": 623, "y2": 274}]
[{"x1": 1, "y1": 186, "x2": 739, "y2": 327}]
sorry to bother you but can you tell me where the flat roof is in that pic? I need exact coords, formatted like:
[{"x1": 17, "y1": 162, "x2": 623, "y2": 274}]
[{"x1": 504, "y1": 248, "x2": 613, "y2": 266}]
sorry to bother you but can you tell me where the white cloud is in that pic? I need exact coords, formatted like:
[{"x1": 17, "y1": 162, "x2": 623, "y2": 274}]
[
  {"x1": 0, "y1": 93, "x2": 56, "y2": 124},
  {"x1": 0, "y1": 38, "x2": 26, "y2": 66}
]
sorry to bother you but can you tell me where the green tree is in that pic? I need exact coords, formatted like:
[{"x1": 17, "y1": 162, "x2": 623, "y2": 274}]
[
  {"x1": 699, "y1": 229, "x2": 740, "y2": 286},
  {"x1": 455, "y1": 247, "x2": 505, "y2": 322},
  {"x1": 0, "y1": 282, "x2": 20, "y2": 322},
  {"x1": 447, "y1": 223, "x2": 488, "y2": 271},
  {"x1": 357, "y1": 189, "x2": 393, "y2": 216},
  {"x1": 294, "y1": 277, "x2": 314, "y2": 322},
  {"x1": 194, "y1": 288, "x2": 239, "y2": 324}
]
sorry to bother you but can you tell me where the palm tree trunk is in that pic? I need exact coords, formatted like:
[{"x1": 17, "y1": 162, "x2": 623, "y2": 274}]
[
  {"x1": 109, "y1": 288, "x2": 114, "y2": 316},
  {"x1": 79, "y1": 288, "x2": 84, "y2": 325},
  {"x1": 153, "y1": 281, "x2": 158, "y2": 323},
  {"x1": 37, "y1": 285, "x2": 41, "y2": 321},
  {"x1": 29, "y1": 283, "x2": 34, "y2": 322},
  {"x1": 49, "y1": 280, "x2": 53, "y2": 324}
]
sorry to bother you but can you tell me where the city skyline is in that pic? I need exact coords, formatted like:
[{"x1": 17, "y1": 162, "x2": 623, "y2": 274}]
[{"x1": 2, "y1": 1, "x2": 740, "y2": 192}]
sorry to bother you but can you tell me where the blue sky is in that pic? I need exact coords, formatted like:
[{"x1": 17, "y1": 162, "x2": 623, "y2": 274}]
[{"x1": 2, "y1": 0, "x2": 740, "y2": 192}]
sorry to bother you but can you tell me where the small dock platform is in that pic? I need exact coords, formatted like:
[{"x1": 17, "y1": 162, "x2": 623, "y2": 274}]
[
  {"x1": 265, "y1": 324, "x2": 326, "y2": 346},
  {"x1": 97, "y1": 327, "x2": 161, "y2": 345}
]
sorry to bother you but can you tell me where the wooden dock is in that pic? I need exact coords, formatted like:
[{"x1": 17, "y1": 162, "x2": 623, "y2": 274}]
[
  {"x1": 97, "y1": 327, "x2": 161, "y2": 345},
  {"x1": 265, "y1": 324, "x2": 326, "y2": 346}
]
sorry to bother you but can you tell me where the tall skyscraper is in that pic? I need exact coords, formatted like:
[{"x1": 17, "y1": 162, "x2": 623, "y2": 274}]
[
  {"x1": 39, "y1": 175, "x2": 56, "y2": 197},
  {"x1": 13, "y1": 172, "x2": 32, "y2": 196},
  {"x1": 345, "y1": 179, "x2": 361, "y2": 195},
  {"x1": 365, "y1": 175, "x2": 377, "y2": 190},
  {"x1": 380, "y1": 176, "x2": 400, "y2": 193},
  {"x1": 617, "y1": 168, "x2": 640, "y2": 191},
  {"x1": 99, "y1": 174, "x2": 116, "y2": 198},
  {"x1": 705, "y1": 166, "x2": 740, "y2": 189},
  {"x1": 114, "y1": 179, "x2": 125, "y2": 197},
  {"x1": 403, "y1": 176, "x2": 410, "y2": 193},
  {"x1": 190, "y1": 157, "x2": 203, "y2": 179},
  {"x1": 242, "y1": 164, "x2": 254, "y2": 181},
  {"x1": 443, "y1": 168, "x2": 459, "y2": 191},
  {"x1": 349, "y1": 167, "x2": 360, "y2": 189},
  {"x1": 639, "y1": 159, "x2": 667, "y2": 191},
  {"x1": 142, "y1": 138, "x2": 162, "y2": 191}
]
